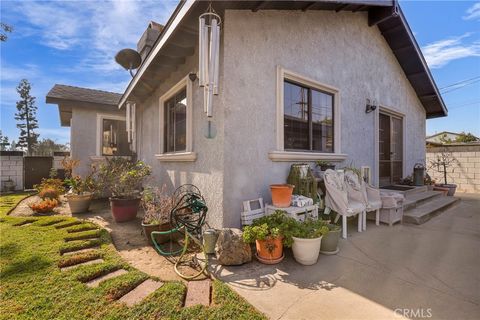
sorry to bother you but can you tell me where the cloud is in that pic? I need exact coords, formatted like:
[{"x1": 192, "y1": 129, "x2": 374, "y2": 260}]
[
  {"x1": 422, "y1": 33, "x2": 480, "y2": 68},
  {"x1": 463, "y1": 2, "x2": 480, "y2": 20},
  {"x1": 36, "y1": 128, "x2": 70, "y2": 143}
]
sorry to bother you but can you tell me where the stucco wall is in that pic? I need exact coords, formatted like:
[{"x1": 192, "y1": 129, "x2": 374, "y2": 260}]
[
  {"x1": 71, "y1": 107, "x2": 125, "y2": 177},
  {"x1": 426, "y1": 144, "x2": 480, "y2": 193},
  {"x1": 221, "y1": 10, "x2": 427, "y2": 227},
  {"x1": 136, "y1": 46, "x2": 226, "y2": 228}
]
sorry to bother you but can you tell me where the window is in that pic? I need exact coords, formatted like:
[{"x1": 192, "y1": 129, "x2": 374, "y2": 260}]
[
  {"x1": 284, "y1": 81, "x2": 334, "y2": 152},
  {"x1": 269, "y1": 67, "x2": 345, "y2": 162},
  {"x1": 156, "y1": 75, "x2": 195, "y2": 162},
  {"x1": 164, "y1": 88, "x2": 187, "y2": 153},
  {"x1": 101, "y1": 118, "x2": 131, "y2": 156}
]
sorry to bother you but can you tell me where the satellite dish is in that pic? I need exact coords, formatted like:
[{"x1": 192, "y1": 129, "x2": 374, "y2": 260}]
[{"x1": 115, "y1": 48, "x2": 142, "y2": 77}]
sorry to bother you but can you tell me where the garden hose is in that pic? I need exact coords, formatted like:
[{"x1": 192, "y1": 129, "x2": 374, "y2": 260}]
[{"x1": 173, "y1": 230, "x2": 209, "y2": 281}]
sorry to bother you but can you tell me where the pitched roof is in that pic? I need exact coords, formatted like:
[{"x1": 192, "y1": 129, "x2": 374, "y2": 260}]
[
  {"x1": 119, "y1": 0, "x2": 447, "y2": 119},
  {"x1": 46, "y1": 84, "x2": 121, "y2": 106}
]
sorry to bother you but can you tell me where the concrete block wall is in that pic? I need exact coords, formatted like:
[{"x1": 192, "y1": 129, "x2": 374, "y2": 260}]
[
  {"x1": 426, "y1": 144, "x2": 480, "y2": 193},
  {"x1": 0, "y1": 151, "x2": 24, "y2": 191}
]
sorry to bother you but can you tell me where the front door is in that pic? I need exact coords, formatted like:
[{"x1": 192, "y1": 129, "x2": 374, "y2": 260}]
[{"x1": 379, "y1": 112, "x2": 403, "y2": 187}]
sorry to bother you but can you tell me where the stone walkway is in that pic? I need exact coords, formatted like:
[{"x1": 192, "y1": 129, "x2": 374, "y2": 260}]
[
  {"x1": 11, "y1": 196, "x2": 212, "y2": 308},
  {"x1": 210, "y1": 193, "x2": 480, "y2": 320}
]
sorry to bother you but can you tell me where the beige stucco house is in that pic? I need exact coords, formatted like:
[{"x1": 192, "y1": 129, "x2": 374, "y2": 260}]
[
  {"x1": 46, "y1": 85, "x2": 130, "y2": 177},
  {"x1": 48, "y1": 1, "x2": 448, "y2": 228}
]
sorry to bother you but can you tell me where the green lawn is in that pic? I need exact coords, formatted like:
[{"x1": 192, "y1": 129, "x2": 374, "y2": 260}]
[{"x1": 0, "y1": 193, "x2": 265, "y2": 320}]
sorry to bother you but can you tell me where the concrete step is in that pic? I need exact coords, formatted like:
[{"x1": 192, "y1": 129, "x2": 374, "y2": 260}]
[
  {"x1": 118, "y1": 279, "x2": 163, "y2": 306},
  {"x1": 86, "y1": 269, "x2": 128, "y2": 288},
  {"x1": 184, "y1": 279, "x2": 211, "y2": 307},
  {"x1": 403, "y1": 191, "x2": 444, "y2": 211},
  {"x1": 403, "y1": 196, "x2": 459, "y2": 225},
  {"x1": 60, "y1": 258, "x2": 104, "y2": 271}
]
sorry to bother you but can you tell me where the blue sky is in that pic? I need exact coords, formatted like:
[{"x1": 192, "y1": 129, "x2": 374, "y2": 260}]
[{"x1": 0, "y1": 0, "x2": 479, "y2": 145}]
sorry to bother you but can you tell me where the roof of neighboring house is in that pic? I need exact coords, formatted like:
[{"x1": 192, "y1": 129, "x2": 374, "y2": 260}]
[
  {"x1": 426, "y1": 131, "x2": 465, "y2": 139},
  {"x1": 46, "y1": 84, "x2": 122, "y2": 106},
  {"x1": 118, "y1": 0, "x2": 447, "y2": 119},
  {"x1": 46, "y1": 84, "x2": 123, "y2": 127}
]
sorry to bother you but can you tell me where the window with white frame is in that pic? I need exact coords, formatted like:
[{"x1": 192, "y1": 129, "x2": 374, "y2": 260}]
[
  {"x1": 156, "y1": 75, "x2": 195, "y2": 161},
  {"x1": 269, "y1": 67, "x2": 344, "y2": 162}
]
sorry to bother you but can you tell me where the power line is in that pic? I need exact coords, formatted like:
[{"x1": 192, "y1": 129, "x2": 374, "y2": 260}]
[
  {"x1": 439, "y1": 76, "x2": 480, "y2": 90},
  {"x1": 441, "y1": 78, "x2": 480, "y2": 94}
]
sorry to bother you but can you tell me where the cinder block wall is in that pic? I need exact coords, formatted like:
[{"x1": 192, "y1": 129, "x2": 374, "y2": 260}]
[
  {"x1": 0, "y1": 151, "x2": 24, "y2": 191},
  {"x1": 426, "y1": 144, "x2": 480, "y2": 193}
]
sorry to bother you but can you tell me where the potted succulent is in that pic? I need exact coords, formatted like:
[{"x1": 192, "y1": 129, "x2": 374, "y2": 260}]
[
  {"x1": 29, "y1": 198, "x2": 59, "y2": 215},
  {"x1": 284, "y1": 218, "x2": 329, "y2": 265},
  {"x1": 316, "y1": 160, "x2": 336, "y2": 172},
  {"x1": 270, "y1": 184, "x2": 294, "y2": 208},
  {"x1": 320, "y1": 223, "x2": 342, "y2": 255},
  {"x1": 141, "y1": 186, "x2": 176, "y2": 246},
  {"x1": 242, "y1": 210, "x2": 290, "y2": 264},
  {"x1": 64, "y1": 170, "x2": 97, "y2": 214},
  {"x1": 97, "y1": 157, "x2": 151, "y2": 222}
]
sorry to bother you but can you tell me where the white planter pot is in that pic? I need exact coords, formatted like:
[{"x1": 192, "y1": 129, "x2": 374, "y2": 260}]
[
  {"x1": 292, "y1": 236, "x2": 322, "y2": 265},
  {"x1": 66, "y1": 192, "x2": 93, "y2": 214}
]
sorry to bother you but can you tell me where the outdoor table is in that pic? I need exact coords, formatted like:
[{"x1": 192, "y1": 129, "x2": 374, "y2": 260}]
[{"x1": 265, "y1": 203, "x2": 319, "y2": 222}]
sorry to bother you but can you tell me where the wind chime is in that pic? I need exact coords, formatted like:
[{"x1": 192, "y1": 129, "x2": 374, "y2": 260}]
[
  {"x1": 198, "y1": 5, "x2": 221, "y2": 117},
  {"x1": 126, "y1": 101, "x2": 136, "y2": 153}
]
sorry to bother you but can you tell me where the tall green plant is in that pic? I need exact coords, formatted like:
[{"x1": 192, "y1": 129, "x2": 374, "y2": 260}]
[
  {"x1": 96, "y1": 157, "x2": 151, "y2": 199},
  {"x1": 15, "y1": 79, "x2": 39, "y2": 155}
]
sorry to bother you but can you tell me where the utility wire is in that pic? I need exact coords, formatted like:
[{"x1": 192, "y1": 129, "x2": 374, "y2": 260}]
[{"x1": 439, "y1": 76, "x2": 480, "y2": 90}]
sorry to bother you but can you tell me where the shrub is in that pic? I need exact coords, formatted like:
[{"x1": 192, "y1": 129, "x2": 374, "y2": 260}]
[
  {"x1": 34, "y1": 178, "x2": 65, "y2": 197},
  {"x1": 39, "y1": 187, "x2": 60, "y2": 200},
  {"x1": 141, "y1": 185, "x2": 175, "y2": 224},
  {"x1": 242, "y1": 210, "x2": 291, "y2": 245},
  {"x1": 29, "y1": 198, "x2": 58, "y2": 214}
]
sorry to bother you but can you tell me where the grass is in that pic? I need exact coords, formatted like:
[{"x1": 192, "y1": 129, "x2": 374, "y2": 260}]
[{"x1": 0, "y1": 193, "x2": 266, "y2": 320}]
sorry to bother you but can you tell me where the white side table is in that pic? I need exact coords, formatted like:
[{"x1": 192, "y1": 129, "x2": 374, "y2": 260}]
[{"x1": 265, "y1": 204, "x2": 319, "y2": 222}]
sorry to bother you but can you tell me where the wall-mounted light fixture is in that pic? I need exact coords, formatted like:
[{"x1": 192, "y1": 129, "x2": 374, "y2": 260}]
[{"x1": 365, "y1": 98, "x2": 377, "y2": 113}]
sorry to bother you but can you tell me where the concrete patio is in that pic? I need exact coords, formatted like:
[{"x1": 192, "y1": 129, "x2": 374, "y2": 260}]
[{"x1": 211, "y1": 193, "x2": 480, "y2": 320}]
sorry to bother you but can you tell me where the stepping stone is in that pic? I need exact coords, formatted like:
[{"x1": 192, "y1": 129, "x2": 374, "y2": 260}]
[
  {"x1": 62, "y1": 248, "x2": 99, "y2": 256},
  {"x1": 118, "y1": 279, "x2": 163, "y2": 306},
  {"x1": 86, "y1": 269, "x2": 128, "y2": 288},
  {"x1": 56, "y1": 221, "x2": 82, "y2": 229},
  {"x1": 67, "y1": 227, "x2": 98, "y2": 233},
  {"x1": 184, "y1": 279, "x2": 211, "y2": 307},
  {"x1": 60, "y1": 258, "x2": 104, "y2": 271},
  {"x1": 19, "y1": 221, "x2": 35, "y2": 227},
  {"x1": 65, "y1": 235, "x2": 100, "y2": 242}
]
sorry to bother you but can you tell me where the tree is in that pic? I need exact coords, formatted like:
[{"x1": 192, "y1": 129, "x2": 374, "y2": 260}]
[
  {"x1": 0, "y1": 130, "x2": 10, "y2": 150},
  {"x1": 1, "y1": 22, "x2": 13, "y2": 42},
  {"x1": 33, "y1": 138, "x2": 69, "y2": 156},
  {"x1": 455, "y1": 132, "x2": 478, "y2": 143},
  {"x1": 8, "y1": 140, "x2": 18, "y2": 151},
  {"x1": 15, "y1": 79, "x2": 39, "y2": 155}
]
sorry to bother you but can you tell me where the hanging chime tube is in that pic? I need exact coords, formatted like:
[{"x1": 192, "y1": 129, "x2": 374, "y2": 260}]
[
  {"x1": 199, "y1": 17, "x2": 206, "y2": 87},
  {"x1": 213, "y1": 23, "x2": 220, "y2": 95},
  {"x1": 131, "y1": 103, "x2": 136, "y2": 152},
  {"x1": 126, "y1": 102, "x2": 131, "y2": 143},
  {"x1": 207, "y1": 18, "x2": 218, "y2": 117}
]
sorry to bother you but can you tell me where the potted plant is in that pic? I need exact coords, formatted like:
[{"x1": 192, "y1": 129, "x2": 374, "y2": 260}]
[
  {"x1": 97, "y1": 157, "x2": 151, "y2": 222},
  {"x1": 283, "y1": 218, "x2": 329, "y2": 265},
  {"x1": 429, "y1": 148, "x2": 458, "y2": 196},
  {"x1": 320, "y1": 223, "x2": 342, "y2": 255},
  {"x1": 141, "y1": 186, "x2": 176, "y2": 246},
  {"x1": 34, "y1": 178, "x2": 65, "y2": 199},
  {"x1": 270, "y1": 184, "x2": 294, "y2": 208},
  {"x1": 64, "y1": 170, "x2": 97, "y2": 214},
  {"x1": 316, "y1": 160, "x2": 335, "y2": 172},
  {"x1": 242, "y1": 210, "x2": 290, "y2": 264},
  {"x1": 424, "y1": 173, "x2": 436, "y2": 191}
]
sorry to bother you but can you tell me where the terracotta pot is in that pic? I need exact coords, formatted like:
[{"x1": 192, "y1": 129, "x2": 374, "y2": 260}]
[
  {"x1": 66, "y1": 193, "x2": 92, "y2": 214},
  {"x1": 255, "y1": 237, "x2": 283, "y2": 262},
  {"x1": 141, "y1": 221, "x2": 173, "y2": 246},
  {"x1": 433, "y1": 186, "x2": 449, "y2": 196},
  {"x1": 270, "y1": 184, "x2": 294, "y2": 208},
  {"x1": 436, "y1": 184, "x2": 457, "y2": 196},
  {"x1": 109, "y1": 197, "x2": 141, "y2": 222}
]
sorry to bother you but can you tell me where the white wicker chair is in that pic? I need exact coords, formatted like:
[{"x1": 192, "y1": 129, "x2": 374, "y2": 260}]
[
  {"x1": 324, "y1": 170, "x2": 366, "y2": 239},
  {"x1": 345, "y1": 170, "x2": 382, "y2": 230}
]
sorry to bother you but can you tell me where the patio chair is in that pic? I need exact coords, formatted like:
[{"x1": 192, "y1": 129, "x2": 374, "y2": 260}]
[
  {"x1": 324, "y1": 169, "x2": 366, "y2": 239},
  {"x1": 344, "y1": 170, "x2": 382, "y2": 230}
]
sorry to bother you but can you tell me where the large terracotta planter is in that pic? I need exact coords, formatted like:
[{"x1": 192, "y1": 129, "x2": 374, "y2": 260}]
[
  {"x1": 66, "y1": 193, "x2": 92, "y2": 214},
  {"x1": 141, "y1": 221, "x2": 174, "y2": 246},
  {"x1": 255, "y1": 237, "x2": 283, "y2": 263},
  {"x1": 270, "y1": 184, "x2": 294, "y2": 208},
  {"x1": 436, "y1": 184, "x2": 457, "y2": 196},
  {"x1": 110, "y1": 197, "x2": 141, "y2": 222}
]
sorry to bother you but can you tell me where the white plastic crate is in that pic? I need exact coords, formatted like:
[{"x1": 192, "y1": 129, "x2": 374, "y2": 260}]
[
  {"x1": 265, "y1": 204, "x2": 319, "y2": 222},
  {"x1": 241, "y1": 198, "x2": 265, "y2": 226}
]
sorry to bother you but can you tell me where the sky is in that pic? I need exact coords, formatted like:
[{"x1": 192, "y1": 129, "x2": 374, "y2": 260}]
[{"x1": 0, "y1": 0, "x2": 479, "y2": 145}]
